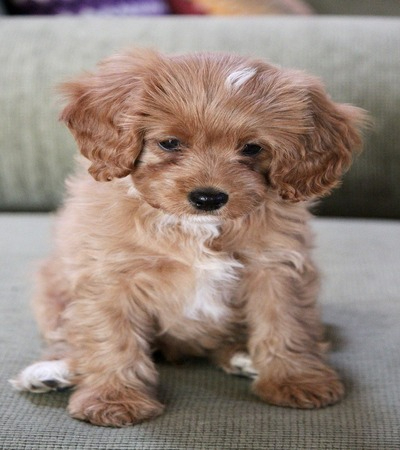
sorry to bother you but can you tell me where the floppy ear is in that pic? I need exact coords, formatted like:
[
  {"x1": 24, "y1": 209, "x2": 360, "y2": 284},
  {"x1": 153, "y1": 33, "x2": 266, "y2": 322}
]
[
  {"x1": 268, "y1": 76, "x2": 368, "y2": 201},
  {"x1": 60, "y1": 50, "x2": 156, "y2": 181}
]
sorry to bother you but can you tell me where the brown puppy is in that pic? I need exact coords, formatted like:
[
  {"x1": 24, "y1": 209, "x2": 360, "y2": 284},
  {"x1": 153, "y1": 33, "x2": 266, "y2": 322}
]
[{"x1": 11, "y1": 49, "x2": 367, "y2": 427}]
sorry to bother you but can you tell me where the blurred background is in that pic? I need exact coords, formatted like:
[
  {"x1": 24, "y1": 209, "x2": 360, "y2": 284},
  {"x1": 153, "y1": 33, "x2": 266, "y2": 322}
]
[{"x1": 3, "y1": 0, "x2": 400, "y2": 16}]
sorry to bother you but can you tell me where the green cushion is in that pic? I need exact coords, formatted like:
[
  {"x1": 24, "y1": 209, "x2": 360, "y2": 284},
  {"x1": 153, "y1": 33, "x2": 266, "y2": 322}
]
[
  {"x1": 0, "y1": 17, "x2": 400, "y2": 217},
  {"x1": 1, "y1": 215, "x2": 399, "y2": 448}
]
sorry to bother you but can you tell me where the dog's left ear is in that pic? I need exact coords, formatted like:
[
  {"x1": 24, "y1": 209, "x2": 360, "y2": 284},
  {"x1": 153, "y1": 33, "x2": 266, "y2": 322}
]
[
  {"x1": 268, "y1": 76, "x2": 368, "y2": 201},
  {"x1": 59, "y1": 50, "x2": 157, "y2": 181}
]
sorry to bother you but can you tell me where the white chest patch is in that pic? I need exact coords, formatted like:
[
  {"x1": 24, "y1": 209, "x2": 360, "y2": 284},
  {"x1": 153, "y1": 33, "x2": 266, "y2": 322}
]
[
  {"x1": 148, "y1": 211, "x2": 243, "y2": 323},
  {"x1": 184, "y1": 254, "x2": 243, "y2": 322}
]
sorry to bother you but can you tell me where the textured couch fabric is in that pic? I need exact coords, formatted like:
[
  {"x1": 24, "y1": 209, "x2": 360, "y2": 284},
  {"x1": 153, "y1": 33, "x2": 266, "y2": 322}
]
[
  {"x1": 1, "y1": 215, "x2": 399, "y2": 449},
  {"x1": 1, "y1": 16, "x2": 400, "y2": 449}
]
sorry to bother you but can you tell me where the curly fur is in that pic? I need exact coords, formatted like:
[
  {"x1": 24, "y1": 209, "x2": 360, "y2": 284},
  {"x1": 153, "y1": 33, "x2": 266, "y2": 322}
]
[{"x1": 11, "y1": 49, "x2": 367, "y2": 427}]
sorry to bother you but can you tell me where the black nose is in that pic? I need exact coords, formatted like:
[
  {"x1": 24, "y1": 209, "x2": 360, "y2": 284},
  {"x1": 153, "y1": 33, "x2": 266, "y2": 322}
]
[{"x1": 188, "y1": 188, "x2": 229, "y2": 211}]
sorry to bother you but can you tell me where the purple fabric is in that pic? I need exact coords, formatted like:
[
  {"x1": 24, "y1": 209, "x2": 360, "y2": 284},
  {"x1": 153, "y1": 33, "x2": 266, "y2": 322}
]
[{"x1": 6, "y1": 0, "x2": 170, "y2": 15}]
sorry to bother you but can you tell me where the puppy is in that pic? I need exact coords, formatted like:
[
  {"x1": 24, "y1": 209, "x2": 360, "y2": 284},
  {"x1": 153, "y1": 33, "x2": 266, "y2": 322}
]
[{"x1": 11, "y1": 49, "x2": 367, "y2": 427}]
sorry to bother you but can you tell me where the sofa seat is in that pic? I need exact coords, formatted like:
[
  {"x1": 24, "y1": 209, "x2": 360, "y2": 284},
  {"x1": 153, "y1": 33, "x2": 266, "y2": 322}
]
[{"x1": 1, "y1": 214, "x2": 399, "y2": 449}]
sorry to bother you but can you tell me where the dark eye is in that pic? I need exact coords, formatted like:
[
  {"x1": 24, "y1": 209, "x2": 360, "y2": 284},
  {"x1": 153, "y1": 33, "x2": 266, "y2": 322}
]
[
  {"x1": 158, "y1": 138, "x2": 181, "y2": 152},
  {"x1": 241, "y1": 143, "x2": 262, "y2": 157}
]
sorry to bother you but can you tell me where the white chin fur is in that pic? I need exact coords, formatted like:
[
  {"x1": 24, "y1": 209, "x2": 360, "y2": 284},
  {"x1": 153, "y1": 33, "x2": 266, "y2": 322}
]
[
  {"x1": 10, "y1": 360, "x2": 72, "y2": 393},
  {"x1": 181, "y1": 214, "x2": 222, "y2": 225}
]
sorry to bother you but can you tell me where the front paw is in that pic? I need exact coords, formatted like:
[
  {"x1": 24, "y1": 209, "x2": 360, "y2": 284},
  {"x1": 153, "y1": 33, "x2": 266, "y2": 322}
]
[
  {"x1": 253, "y1": 366, "x2": 344, "y2": 409},
  {"x1": 68, "y1": 386, "x2": 164, "y2": 427}
]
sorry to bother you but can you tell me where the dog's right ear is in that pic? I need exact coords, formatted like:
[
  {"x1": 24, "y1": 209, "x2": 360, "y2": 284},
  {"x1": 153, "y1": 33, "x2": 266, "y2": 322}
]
[{"x1": 60, "y1": 50, "x2": 157, "y2": 181}]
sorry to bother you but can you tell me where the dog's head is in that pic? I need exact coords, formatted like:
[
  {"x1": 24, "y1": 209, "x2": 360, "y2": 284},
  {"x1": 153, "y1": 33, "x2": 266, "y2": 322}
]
[{"x1": 60, "y1": 49, "x2": 367, "y2": 220}]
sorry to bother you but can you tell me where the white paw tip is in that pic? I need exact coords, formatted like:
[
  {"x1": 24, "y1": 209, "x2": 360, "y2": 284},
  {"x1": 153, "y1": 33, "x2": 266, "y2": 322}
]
[
  {"x1": 10, "y1": 360, "x2": 72, "y2": 393},
  {"x1": 229, "y1": 352, "x2": 258, "y2": 379}
]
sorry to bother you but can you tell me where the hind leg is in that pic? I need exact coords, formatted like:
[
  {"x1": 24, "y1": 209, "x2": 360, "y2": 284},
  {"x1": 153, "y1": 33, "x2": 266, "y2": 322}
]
[
  {"x1": 11, "y1": 256, "x2": 74, "y2": 392},
  {"x1": 32, "y1": 256, "x2": 72, "y2": 341},
  {"x1": 212, "y1": 343, "x2": 259, "y2": 379}
]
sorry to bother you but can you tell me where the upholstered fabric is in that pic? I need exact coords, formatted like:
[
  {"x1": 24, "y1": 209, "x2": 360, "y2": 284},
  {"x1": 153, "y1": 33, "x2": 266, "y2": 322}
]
[
  {"x1": 0, "y1": 17, "x2": 400, "y2": 217},
  {"x1": 1, "y1": 215, "x2": 399, "y2": 449}
]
